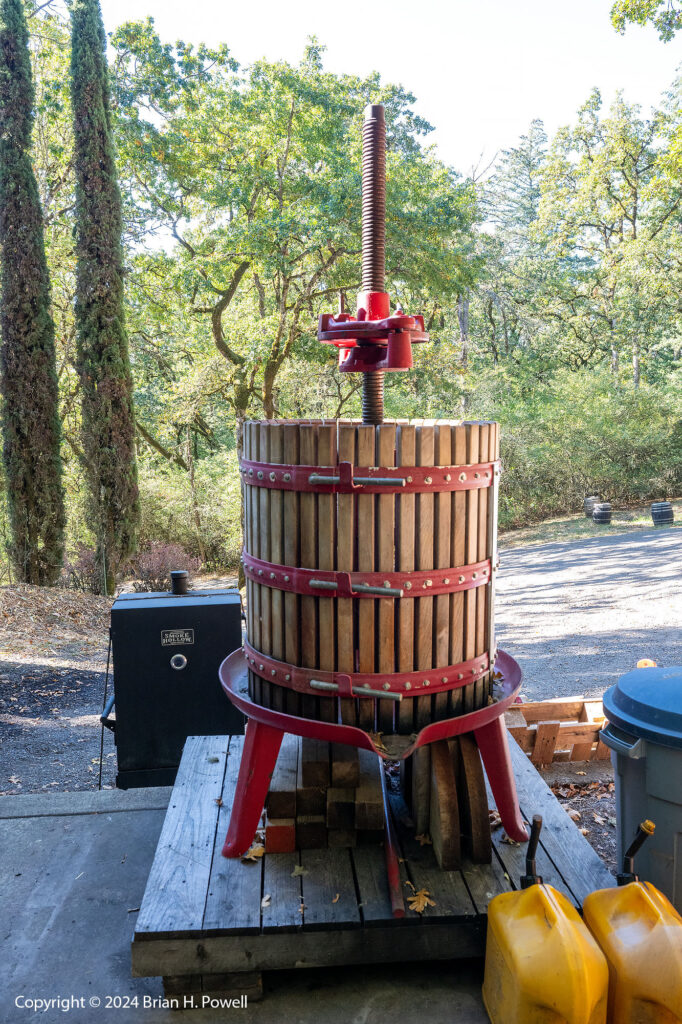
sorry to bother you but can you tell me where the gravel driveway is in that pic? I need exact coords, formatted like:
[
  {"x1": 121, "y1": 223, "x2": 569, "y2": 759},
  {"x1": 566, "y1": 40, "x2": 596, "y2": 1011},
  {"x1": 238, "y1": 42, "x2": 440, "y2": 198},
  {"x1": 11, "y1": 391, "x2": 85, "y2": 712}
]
[{"x1": 497, "y1": 526, "x2": 682, "y2": 700}]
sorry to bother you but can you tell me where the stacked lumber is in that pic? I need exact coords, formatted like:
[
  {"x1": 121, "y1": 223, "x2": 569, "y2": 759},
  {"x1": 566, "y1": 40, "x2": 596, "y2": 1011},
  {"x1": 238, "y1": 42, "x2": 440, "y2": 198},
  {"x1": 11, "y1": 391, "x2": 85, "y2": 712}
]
[
  {"x1": 400, "y1": 736, "x2": 492, "y2": 870},
  {"x1": 505, "y1": 697, "x2": 610, "y2": 766},
  {"x1": 264, "y1": 736, "x2": 385, "y2": 852}
]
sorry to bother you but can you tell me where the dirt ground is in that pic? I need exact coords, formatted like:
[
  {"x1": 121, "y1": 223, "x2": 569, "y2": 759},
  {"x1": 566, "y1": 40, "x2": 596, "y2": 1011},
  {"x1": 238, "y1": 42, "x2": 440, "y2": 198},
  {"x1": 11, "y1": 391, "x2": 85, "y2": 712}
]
[{"x1": 2, "y1": 530, "x2": 680, "y2": 871}]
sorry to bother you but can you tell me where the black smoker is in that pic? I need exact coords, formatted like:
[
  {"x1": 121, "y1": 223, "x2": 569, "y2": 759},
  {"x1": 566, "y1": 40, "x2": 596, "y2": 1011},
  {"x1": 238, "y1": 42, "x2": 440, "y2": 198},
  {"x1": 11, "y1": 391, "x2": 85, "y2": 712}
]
[{"x1": 104, "y1": 571, "x2": 244, "y2": 788}]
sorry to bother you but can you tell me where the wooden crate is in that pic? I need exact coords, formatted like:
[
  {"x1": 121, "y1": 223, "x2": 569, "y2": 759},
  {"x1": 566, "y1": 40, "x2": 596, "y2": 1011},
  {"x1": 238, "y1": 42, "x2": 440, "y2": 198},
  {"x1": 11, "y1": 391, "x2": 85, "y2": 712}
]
[{"x1": 505, "y1": 697, "x2": 611, "y2": 766}]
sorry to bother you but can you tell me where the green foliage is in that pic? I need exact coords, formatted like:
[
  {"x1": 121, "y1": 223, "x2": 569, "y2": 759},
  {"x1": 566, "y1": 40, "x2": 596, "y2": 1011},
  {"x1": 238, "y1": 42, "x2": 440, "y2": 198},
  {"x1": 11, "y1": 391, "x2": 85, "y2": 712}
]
[
  {"x1": 611, "y1": 0, "x2": 682, "y2": 40},
  {"x1": 0, "y1": 0, "x2": 65, "y2": 584},
  {"x1": 70, "y1": 0, "x2": 139, "y2": 593}
]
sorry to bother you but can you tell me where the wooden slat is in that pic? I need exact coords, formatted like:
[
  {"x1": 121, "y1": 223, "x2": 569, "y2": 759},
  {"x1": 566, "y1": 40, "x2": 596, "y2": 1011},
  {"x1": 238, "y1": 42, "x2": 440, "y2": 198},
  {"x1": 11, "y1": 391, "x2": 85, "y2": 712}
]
[
  {"x1": 268, "y1": 423, "x2": 285, "y2": 713},
  {"x1": 331, "y1": 744, "x2": 359, "y2": 787},
  {"x1": 203, "y1": 736, "x2": 263, "y2": 934},
  {"x1": 282, "y1": 423, "x2": 301, "y2": 717},
  {"x1": 300, "y1": 848, "x2": 361, "y2": 929},
  {"x1": 301, "y1": 738, "x2": 330, "y2": 788},
  {"x1": 396, "y1": 423, "x2": 416, "y2": 734},
  {"x1": 415, "y1": 422, "x2": 435, "y2": 730},
  {"x1": 244, "y1": 425, "x2": 255, "y2": 704},
  {"x1": 266, "y1": 732, "x2": 298, "y2": 820},
  {"x1": 429, "y1": 739, "x2": 460, "y2": 870},
  {"x1": 259, "y1": 422, "x2": 272, "y2": 709},
  {"x1": 261, "y1": 852, "x2": 301, "y2": 933},
  {"x1": 475, "y1": 423, "x2": 491, "y2": 708},
  {"x1": 531, "y1": 720, "x2": 561, "y2": 766},
  {"x1": 411, "y1": 744, "x2": 431, "y2": 836},
  {"x1": 299, "y1": 423, "x2": 319, "y2": 721},
  {"x1": 317, "y1": 422, "x2": 336, "y2": 724},
  {"x1": 352, "y1": 846, "x2": 394, "y2": 925},
  {"x1": 464, "y1": 423, "x2": 479, "y2": 714},
  {"x1": 136, "y1": 736, "x2": 227, "y2": 937},
  {"x1": 337, "y1": 423, "x2": 357, "y2": 727},
  {"x1": 434, "y1": 422, "x2": 452, "y2": 722},
  {"x1": 456, "y1": 734, "x2": 492, "y2": 864},
  {"x1": 250, "y1": 423, "x2": 262, "y2": 706},
  {"x1": 264, "y1": 817, "x2": 296, "y2": 854},
  {"x1": 376, "y1": 423, "x2": 397, "y2": 734},
  {"x1": 326, "y1": 788, "x2": 355, "y2": 829},
  {"x1": 354, "y1": 748, "x2": 384, "y2": 831},
  {"x1": 356, "y1": 425, "x2": 376, "y2": 733},
  {"x1": 449, "y1": 423, "x2": 467, "y2": 718}
]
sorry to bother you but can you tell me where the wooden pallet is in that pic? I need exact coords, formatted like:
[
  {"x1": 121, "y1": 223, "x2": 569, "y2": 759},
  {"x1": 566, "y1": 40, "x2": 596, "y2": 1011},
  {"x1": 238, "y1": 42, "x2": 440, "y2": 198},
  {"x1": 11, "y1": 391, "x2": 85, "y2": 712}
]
[
  {"x1": 131, "y1": 733, "x2": 614, "y2": 999},
  {"x1": 505, "y1": 697, "x2": 610, "y2": 765}
]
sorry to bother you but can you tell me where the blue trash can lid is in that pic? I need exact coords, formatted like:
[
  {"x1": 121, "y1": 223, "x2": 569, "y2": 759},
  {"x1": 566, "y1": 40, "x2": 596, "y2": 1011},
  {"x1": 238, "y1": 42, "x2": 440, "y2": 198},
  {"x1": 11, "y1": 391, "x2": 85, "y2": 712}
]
[{"x1": 603, "y1": 666, "x2": 682, "y2": 750}]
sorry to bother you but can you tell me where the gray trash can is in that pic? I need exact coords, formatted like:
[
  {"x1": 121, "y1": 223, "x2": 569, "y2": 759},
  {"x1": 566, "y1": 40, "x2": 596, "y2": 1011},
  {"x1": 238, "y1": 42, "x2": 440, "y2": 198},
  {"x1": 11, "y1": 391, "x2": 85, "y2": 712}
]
[{"x1": 601, "y1": 665, "x2": 682, "y2": 911}]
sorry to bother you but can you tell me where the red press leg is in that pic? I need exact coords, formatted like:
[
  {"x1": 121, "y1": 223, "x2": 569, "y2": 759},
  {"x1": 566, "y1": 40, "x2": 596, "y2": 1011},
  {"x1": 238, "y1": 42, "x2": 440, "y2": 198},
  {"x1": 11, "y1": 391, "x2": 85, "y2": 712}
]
[
  {"x1": 222, "y1": 719, "x2": 284, "y2": 858},
  {"x1": 473, "y1": 715, "x2": 529, "y2": 842}
]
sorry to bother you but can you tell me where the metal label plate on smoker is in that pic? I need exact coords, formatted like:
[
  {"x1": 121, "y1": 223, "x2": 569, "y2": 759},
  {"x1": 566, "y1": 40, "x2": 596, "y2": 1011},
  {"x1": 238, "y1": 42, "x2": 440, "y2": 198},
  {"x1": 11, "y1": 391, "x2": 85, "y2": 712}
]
[{"x1": 161, "y1": 629, "x2": 195, "y2": 647}]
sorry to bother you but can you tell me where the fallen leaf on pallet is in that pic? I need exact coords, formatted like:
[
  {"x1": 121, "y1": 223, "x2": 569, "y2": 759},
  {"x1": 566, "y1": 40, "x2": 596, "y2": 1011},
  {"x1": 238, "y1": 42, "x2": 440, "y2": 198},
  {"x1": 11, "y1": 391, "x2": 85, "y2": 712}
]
[
  {"x1": 215, "y1": 798, "x2": 223, "y2": 806},
  {"x1": 298, "y1": 900, "x2": 306, "y2": 915},
  {"x1": 261, "y1": 894, "x2": 271, "y2": 909},
  {"x1": 415, "y1": 833, "x2": 432, "y2": 846},
  {"x1": 592, "y1": 813, "x2": 605, "y2": 825},
  {"x1": 332, "y1": 894, "x2": 340, "y2": 904},
  {"x1": 291, "y1": 865, "x2": 308, "y2": 878},
  {"x1": 501, "y1": 833, "x2": 520, "y2": 846},
  {"x1": 576, "y1": 771, "x2": 587, "y2": 776},
  {"x1": 488, "y1": 810, "x2": 502, "y2": 830},
  {"x1": 580, "y1": 828, "x2": 590, "y2": 836},
  {"x1": 407, "y1": 889, "x2": 436, "y2": 913},
  {"x1": 566, "y1": 808, "x2": 581, "y2": 822},
  {"x1": 404, "y1": 880, "x2": 416, "y2": 892},
  {"x1": 241, "y1": 844, "x2": 265, "y2": 862}
]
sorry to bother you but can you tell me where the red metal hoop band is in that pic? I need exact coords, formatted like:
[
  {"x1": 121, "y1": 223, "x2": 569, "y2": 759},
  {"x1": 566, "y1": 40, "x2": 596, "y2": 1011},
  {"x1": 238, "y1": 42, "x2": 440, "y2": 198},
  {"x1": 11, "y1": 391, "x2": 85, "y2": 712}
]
[
  {"x1": 243, "y1": 551, "x2": 492, "y2": 599},
  {"x1": 239, "y1": 458, "x2": 499, "y2": 494},
  {"x1": 243, "y1": 640, "x2": 490, "y2": 699}
]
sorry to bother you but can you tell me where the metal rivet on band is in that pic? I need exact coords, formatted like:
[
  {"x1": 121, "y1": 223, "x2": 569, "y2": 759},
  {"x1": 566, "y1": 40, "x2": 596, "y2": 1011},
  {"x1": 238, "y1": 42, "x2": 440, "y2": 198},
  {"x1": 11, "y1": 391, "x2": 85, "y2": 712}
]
[
  {"x1": 404, "y1": 581, "x2": 412, "y2": 590},
  {"x1": 383, "y1": 683, "x2": 390, "y2": 690},
  {"x1": 270, "y1": 572, "x2": 276, "y2": 580},
  {"x1": 425, "y1": 476, "x2": 432, "y2": 485},
  {"x1": 284, "y1": 473, "x2": 291, "y2": 482},
  {"x1": 441, "y1": 676, "x2": 448, "y2": 684},
  {"x1": 459, "y1": 575, "x2": 465, "y2": 584},
  {"x1": 459, "y1": 472, "x2": 466, "y2": 482},
  {"x1": 405, "y1": 681, "x2": 412, "y2": 690},
  {"x1": 257, "y1": 471, "x2": 264, "y2": 479},
  {"x1": 271, "y1": 669, "x2": 276, "y2": 676},
  {"x1": 285, "y1": 674, "x2": 291, "y2": 681},
  {"x1": 259, "y1": 664, "x2": 264, "y2": 671},
  {"x1": 407, "y1": 476, "x2": 413, "y2": 483},
  {"x1": 474, "y1": 472, "x2": 480, "y2": 479},
  {"x1": 458, "y1": 673, "x2": 463, "y2": 680},
  {"x1": 445, "y1": 473, "x2": 452, "y2": 482},
  {"x1": 269, "y1": 472, "x2": 276, "y2": 481},
  {"x1": 258, "y1": 569, "x2": 263, "y2": 576},
  {"x1": 472, "y1": 572, "x2": 477, "y2": 579},
  {"x1": 248, "y1": 468, "x2": 254, "y2": 476},
  {"x1": 443, "y1": 578, "x2": 450, "y2": 585},
  {"x1": 284, "y1": 575, "x2": 290, "y2": 582},
  {"x1": 383, "y1": 581, "x2": 391, "y2": 588},
  {"x1": 423, "y1": 679, "x2": 431, "y2": 687}
]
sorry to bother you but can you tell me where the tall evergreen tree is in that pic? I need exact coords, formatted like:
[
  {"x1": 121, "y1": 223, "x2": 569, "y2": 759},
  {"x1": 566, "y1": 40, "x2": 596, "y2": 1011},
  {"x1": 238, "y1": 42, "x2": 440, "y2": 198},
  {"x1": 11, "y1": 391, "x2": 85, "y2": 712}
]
[
  {"x1": 0, "y1": 0, "x2": 65, "y2": 585},
  {"x1": 70, "y1": 0, "x2": 139, "y2": 594}
]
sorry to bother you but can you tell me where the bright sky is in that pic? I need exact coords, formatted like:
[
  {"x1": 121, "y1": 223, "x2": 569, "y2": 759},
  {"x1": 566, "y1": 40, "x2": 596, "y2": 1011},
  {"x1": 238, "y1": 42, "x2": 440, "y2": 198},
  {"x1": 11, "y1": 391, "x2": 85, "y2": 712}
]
[{"x1": 100, "y1": 0, "x2": 681, "y2": 174}]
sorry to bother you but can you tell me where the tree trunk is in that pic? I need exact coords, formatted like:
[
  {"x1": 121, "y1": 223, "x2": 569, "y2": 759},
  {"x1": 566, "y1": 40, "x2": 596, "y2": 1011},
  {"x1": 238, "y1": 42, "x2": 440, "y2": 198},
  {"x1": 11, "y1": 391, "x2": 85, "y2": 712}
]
[
  {"x1": 632, "y1": 338, "x2": 640, "y2": 389},
  {"x1": 457, "y1": 293, "x2": 470, "y2": 370},
  {"x1": 186, "y1": 427, "x2": 207, "y2": 565}
]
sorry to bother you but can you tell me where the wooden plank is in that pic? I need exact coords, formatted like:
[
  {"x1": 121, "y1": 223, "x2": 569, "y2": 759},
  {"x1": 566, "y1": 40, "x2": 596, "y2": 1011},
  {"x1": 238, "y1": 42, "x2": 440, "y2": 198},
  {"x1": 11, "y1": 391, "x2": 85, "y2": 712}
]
[
  {"x1": 376, "y1": 423, "x2": 397, "y2": 734},
  {"x1": 520, "y1": 699, "x2": 589, "y2": 723},
  {"x1": 300, "y1": 848, "x2": 361, "y2": 929},
  {"x1": 531, "y1": 720, "x2": 560, "y2": 766},
  {"x1": 460, "y1": 856, "x2": 511, "y2": 914},
  {"x1": 268, "y1": 422, "x2": 285, "y2": 713},
  {"x1": 326, "y1": 787, "x2": 355, "y2": 829},
  {"x1": 135, "y1": 735, "x2": 227, "y2": 938},
  {"x1": 337, "y1": 423, "x2": 357, "y2": 726},
  {"x1": 354, "y1": 748, "x2": 384, "y2": 831},
  {"x1": 507, "y1": 735, "x2": 615, "y2": 903},
  {"x1": 356, "y1": 424, "x2": 376, "y2": 733},
  {"x1": 396, "y1": 423, "x2": 416, "y2": 734},
  {"x1": 282, "y1": 423, "x2": 301, "y2": 717},
  {"x1": 264, "y1": 817, "x2": 296, "y2": 854},
  {"x1": 248, "y1": 424, "x2": 262, "y2": 706},
  {"x1": 328, "y1": 828, "x2": 357, "y2": 848},
  {"x1": 259, "y1": 422, "x2": 273, "y2": 709},
  {"x1": 296, "y1": 815, "x2": 327, "y2": 850},
  {"x1": 262, "y1": 852, "x2": 302, "y2": 932},
  {"x1": 456, "y1": 733, "x2": 492, "y2": 864},
  {"x1": 415, "y1": 422, "x2": 435, "y2": 730},
  {"x1": 352, "y1": 845, "x2": 394, "y2": 926},
  {"x1": 411, "y1": 744, "x2": 431, "y2": 836},
  {"x1": 464, "y1": 423, "x2": 479, "y2": 714},
  {"x1": 299, "y1": 423, "x2": 319, "y2": 720},
  {"x1": 475, "y1": 423, "x2": 490, "y2": 709},
  {"x1": 266, "y1": 731, "x2": 298, "y2": 820},
  {"x1": 317, "y1": 422, "x2": 337, "y2": 724},
  {"x1": 429, "y1": 739, "x2": 461, "y2": 870},
  {"x1": 449, "y1": 423, "x2": 468, "y2": 718},
  {"x1": 433, "y1": 422, "x2": 452, "y2": 721},
  {"x1": 331, "y1": 744, "x2": 359, "y2": 787},
  {"x1": 301, "y1": 738, "x2": 330, "y2": 788},
  {"x1": 244, "y1": 425, "x2": 255, "y2": 704},
  {"x1": 133, "y1": 921, "x2": 485, "y2": 977},
  {"x1": 203, "y1": 736, "x2": 263, "y2": 935}
]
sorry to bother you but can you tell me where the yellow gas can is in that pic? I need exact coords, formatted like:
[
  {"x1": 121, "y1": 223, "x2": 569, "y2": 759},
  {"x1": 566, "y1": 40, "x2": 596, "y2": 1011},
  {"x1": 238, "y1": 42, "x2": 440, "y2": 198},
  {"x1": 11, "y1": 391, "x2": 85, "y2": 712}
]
[
  {"x1": 583, "y1": 880, "x2": 682, "y2": 1023},
  {"x1": 482, "y1": 816, "x2": 609, "y2": 1024}
]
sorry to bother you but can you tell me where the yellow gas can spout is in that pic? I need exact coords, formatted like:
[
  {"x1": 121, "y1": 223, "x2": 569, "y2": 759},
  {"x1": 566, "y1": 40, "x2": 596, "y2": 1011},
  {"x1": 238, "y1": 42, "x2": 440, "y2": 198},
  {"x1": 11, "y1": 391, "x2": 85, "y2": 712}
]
[
  {"x1": 617, "y1": 819, "x2": 655, "y2": 886},
  {"x1": 520, "y1": 814, "x2": 543, "y2": 889}
]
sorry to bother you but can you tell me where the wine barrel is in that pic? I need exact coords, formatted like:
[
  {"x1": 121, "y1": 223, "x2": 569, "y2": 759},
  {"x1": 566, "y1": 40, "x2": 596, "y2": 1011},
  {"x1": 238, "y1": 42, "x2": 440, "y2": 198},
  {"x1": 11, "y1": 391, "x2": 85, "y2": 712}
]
[
  {"x1": 584, "y1": 495, "x2": 599, "y2": 518},
  {"x1": 651, "y1": 501, "x2": 674, "y2": 527},
  {"x1": 241, "y1": 419, "x2": 499, "y2": 735},
  {"x1": 592, "y1": 502, "x2": 612, "y2": 525}
]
